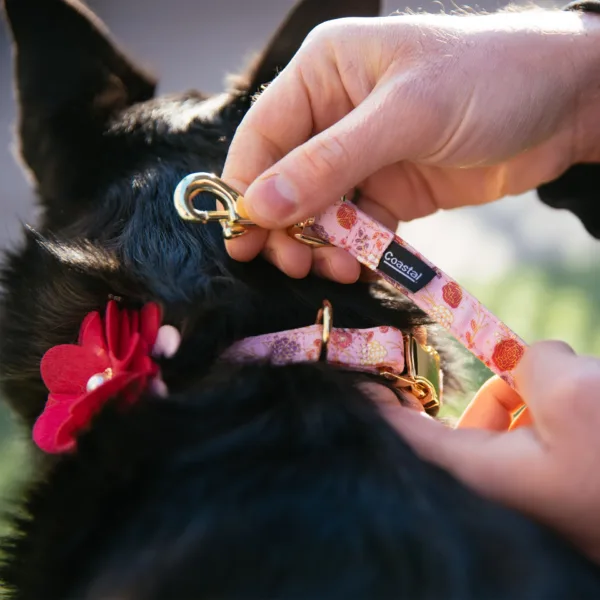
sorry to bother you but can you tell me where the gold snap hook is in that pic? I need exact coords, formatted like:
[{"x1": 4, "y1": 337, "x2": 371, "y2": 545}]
[
  {"x1": 174, "y1": 173, "x2": 333, "y2": 247},
  {"x1": 173, "y1": 172, "x2": 255, "y2": 240}
]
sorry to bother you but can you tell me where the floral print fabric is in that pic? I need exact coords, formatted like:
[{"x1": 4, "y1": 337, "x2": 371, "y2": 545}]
[
  {"x1": 309, "y1": 201, "x2": 526, "y2": 388},
  {"x1": 222, "y1": 324, "x2": 406, "y2": 375}
]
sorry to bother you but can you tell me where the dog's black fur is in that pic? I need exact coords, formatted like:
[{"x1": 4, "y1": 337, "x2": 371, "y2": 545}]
[{"x1": 0, "y1": 0, "x2": 600, "y2": 598}]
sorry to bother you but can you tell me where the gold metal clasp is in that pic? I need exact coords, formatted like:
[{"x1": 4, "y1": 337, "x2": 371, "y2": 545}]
[
  {"x1": 314, "y1": 301, "x2": 442, "y2": 416},
  {"x1": 381, "y1": 335, "x2": 443, "y2": 417},
  {"x1": 173, "y1": 172, "x2": 255, "y2": 240},
  {"x1": 286, "y1": 194, "x2": 351, "y2": 249},
  {"x1": 174, "y1": 172, "x2": 332, "y2": 247},
  {"x1": 287, "y1": 218, "x2": 330, "y2": 248}
]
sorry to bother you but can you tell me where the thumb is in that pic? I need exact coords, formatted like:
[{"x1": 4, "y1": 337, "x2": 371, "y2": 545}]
[{"x1": 242, "y1": 82, "x2": 427, "y2": 228}]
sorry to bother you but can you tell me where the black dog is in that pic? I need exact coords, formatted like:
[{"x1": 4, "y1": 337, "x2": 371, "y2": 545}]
[{"x1": 0, "y1": 0, "x2": 599, "y2": 598}]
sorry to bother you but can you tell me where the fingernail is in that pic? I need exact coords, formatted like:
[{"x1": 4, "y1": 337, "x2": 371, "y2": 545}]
[
  {"x1": 236, "y1": 196, "x2": 249, "y2": 219},
  {"x1": 249, "y1": 174, "x2": 299, "y2": 223}
]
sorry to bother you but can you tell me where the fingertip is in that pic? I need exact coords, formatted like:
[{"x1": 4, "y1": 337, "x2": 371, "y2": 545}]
[
  {"x1": 225, "y1": 229, "x2": 268, "y2": 262},
  {"x1": 520, "y1": 340, "x2": 576, "y2": 366},
  {"x1": 358, "y1": 265, "x2": 381, "y2": 283},
  {"x1": 312, "y1": 248, "x2": 361, "y2": 283},
  {"x1": 264, "y1": 231, "x2": 313, "y2": 279},
  {"x1": 380, "y1": 403, "x2": 451, "y2": 455},
  {"x1": 220, "y1": 175, "x2": 250, "y2": 197}
]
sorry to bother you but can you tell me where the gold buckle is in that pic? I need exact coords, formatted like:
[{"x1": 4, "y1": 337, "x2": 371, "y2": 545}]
[
  {"x1": 286, "y1": 196, "x2": 351, "y2": 249},
  {"x1": 380, "y1": 335, "x2": 443, "y2": 417},
  {"x1": 314, "y1": 300, "x2": 442, "y2": 416}
]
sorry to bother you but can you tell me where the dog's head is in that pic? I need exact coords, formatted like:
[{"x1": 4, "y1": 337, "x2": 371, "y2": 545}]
[
  {"x1": 1, "y1": 1, "x2": 600, "y2": 598},
  {"x1": 0, "y1": 0, "x2": 437, "y2": 424}
]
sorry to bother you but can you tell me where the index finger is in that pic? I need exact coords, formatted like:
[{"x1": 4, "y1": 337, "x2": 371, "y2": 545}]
[
  {"x1": 223, "y1": 64, "x2": 314, "y2": 193},
  {"x1": 222, "y1": 63, "x2": 316, "y2": 262}
]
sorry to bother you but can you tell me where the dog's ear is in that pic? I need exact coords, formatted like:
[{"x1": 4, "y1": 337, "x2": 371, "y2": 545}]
[
  {"x1": 2, "y1": 0, "x2": 156, "y2": 199},
  {"x1": 239, "y1": 0, "x2": 381, "y2": 98}
]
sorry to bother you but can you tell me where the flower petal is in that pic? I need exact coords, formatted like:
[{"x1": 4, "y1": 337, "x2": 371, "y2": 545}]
[
  {"x1": 41, "y1": 345, "x2": 109, "y2": 395},
  {"x1": 130, "y1": 310, "x2": 139, "y2": 337},
  {"x1": 105, "y1": 300, "x2": 120, "y2": 357},
  {"x1": 140, "y1": 303, "x2": 161, "y2": 348},
  {"x1": 35, "y1": 300, "x2": 163, "y2": 454},
  {"x1": 110, "y1": 332, "x2": 141, "y2": 372},
  {"x1": 78, "y1": 311, "x2": 107, "y2": 351},
  {"x1": 35, "y1": 372, "x2": 139, "y2": 454},
  {"x1": 33, "y1": 399, "x2": 77, "y2": 453},
  {"x1": 116, "y1": 309, "x2": 131, "y2": 360}
]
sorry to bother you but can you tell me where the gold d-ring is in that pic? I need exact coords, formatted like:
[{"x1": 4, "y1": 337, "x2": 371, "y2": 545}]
[{"x1": 316, "y1": 300, "x2": 333, "y2": 360}]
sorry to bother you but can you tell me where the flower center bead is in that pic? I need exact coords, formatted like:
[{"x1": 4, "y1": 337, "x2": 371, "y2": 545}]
[{"x1": 86, "y1": 368, "x2": 113, "y2": 392}]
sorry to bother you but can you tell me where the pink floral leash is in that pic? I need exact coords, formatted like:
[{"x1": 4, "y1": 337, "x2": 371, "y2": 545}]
[
  {"x1": 174, "y1": 173, "x2": 527, "y2": 390},
  {"x1": 304, "y1": 200, "x2": 527, "y2": 388}
]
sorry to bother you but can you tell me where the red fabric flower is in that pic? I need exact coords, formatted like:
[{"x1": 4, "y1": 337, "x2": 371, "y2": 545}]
[{"x1": 33, "y1": 300, "x2": 161, "y2": 454}]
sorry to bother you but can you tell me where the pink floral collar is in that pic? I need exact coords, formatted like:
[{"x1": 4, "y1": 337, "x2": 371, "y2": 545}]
[
  {"x1": 223, "y1": 324, "x2": 406, "y2": 373},
  {"x1": 34, "y1": 300, "x2": 429, "y2": 454}
]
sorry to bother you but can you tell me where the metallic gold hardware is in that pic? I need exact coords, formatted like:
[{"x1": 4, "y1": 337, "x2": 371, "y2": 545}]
[
  {"x1": 174, "y1": 173, "x2": 334, "y2": 247},
  {"x1": 315, "y1": 300, "x2": 333, "y2": 360},
  {"x1": 288, "y1": 217, "x2": 331, "y2": 248},
  {"x1": 381, "y1": 334, "x2": 442, "y2": 416},
  {"x1": 312, "y1": 300, "x2": 441, "y2": 415},
  {"x1": 173, "y1": 172, "x2": 255, "y2": 240}
]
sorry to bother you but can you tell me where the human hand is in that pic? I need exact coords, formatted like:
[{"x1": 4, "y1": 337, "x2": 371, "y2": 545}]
[
  {"x1": 382, "y1": 341, "x2": 600, "y2": 564},
  {"x1": 223, "y1": 9, "x2": 600, "y2": 282}
]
